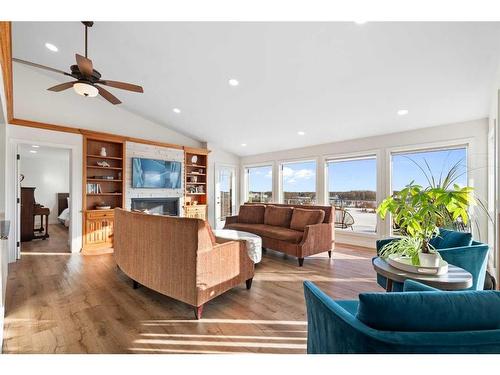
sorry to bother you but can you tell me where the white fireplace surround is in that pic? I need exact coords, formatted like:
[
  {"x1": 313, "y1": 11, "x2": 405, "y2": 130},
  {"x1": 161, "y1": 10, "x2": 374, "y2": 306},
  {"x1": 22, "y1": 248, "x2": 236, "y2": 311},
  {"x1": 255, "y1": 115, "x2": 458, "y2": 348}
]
[{"x1": 125, "y1": 142, "x2": 184, "y2": 214}]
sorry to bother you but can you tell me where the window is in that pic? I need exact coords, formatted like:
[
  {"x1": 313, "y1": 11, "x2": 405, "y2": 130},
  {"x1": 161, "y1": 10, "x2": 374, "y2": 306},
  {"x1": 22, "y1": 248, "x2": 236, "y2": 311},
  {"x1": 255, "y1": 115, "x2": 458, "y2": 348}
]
[
  {"x1": 327, "y1": 156, "x2": 377, "y2": 233},
  {"x1": 391, "y1": 147, "x2": 467, "y2": 192},
  {"x1": 391, "y1": 146, "x2": 467, "y2": 234},
  {"x1": 281, "y1": 160, "x2": 317, "y2": 205},
  {"x1": 246, "y1": 165, "x2": 273, "y2": 203}
]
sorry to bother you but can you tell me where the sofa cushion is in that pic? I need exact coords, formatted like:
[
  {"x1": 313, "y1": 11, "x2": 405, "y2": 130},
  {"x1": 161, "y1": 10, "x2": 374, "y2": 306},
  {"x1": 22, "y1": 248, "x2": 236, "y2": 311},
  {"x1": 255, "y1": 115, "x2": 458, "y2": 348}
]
[
  {"x1": 290, "y1": 208, "x2": 325, "y2": 231},
  {"x1": 429, "y1": 228, "x2": 472, "y2": 249},
  {"x1": 356, "y1": 290, "x2": 500, "y2": 332},
  {"x1": 264, "y1": 205, "x2": 294, "y2": 228},
  {"x1": 238, "y1": 204, "x2": 266, "y2": 224},
  {"x1": 225, "y1": 223, "x2": 303, "y2": 244}
]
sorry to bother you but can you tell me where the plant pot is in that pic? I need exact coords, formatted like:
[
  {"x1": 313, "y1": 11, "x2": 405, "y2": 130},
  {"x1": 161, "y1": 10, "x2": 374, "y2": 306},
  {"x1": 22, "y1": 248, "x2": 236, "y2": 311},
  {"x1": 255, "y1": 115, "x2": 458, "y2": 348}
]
[{"x1": 419, "y1": 252, "x2": 440, "y2": 267}]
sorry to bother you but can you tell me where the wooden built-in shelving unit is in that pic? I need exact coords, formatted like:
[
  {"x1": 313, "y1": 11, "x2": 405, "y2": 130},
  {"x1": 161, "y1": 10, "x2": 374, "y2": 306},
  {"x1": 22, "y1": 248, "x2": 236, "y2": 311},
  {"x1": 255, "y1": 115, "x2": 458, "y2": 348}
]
[
  {"x1": 82, "y1": 135, "x2": 126, "y2": 254},
  {"x1": 184, "y1": 147, "x2": 210, "y2": 220}
]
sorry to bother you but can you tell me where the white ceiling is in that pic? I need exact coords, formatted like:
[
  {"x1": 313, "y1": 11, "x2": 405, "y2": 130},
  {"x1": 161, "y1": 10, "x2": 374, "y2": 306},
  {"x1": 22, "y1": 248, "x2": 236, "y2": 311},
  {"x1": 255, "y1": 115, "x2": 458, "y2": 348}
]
[{"x1": 11, "y1": 22, "x2": 500, "y2": 156}]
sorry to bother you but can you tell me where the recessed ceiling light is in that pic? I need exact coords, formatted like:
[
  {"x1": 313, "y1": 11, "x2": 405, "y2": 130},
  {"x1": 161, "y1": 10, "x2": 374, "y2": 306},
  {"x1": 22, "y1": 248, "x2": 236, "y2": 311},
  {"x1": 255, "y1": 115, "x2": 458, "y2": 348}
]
[
  {"x1": 45, "y1": 42, "x2": 58, "y2": 52},
  {"x1": 354, "y1": 20, "x2": 367, "y2": 25},
  {"x1": 397, "y1": 109, "x2": 409, "y2": 116},
  {"x1": 31, "y1": 145, "x2": 40, "y2": 148},
  {"x1": 29, "y1": 150, "x2": 37, "y2": 154},
  {"x1": 297, "y1": 131, "x2": 305, "y2": 136},
  {"x1": 173, "y1": 108, "x2": 181, "y2": 114},
  {"x1": 241, "y1": 143, "x2": 247, "y2": 147},
  {"x1": 228, "y1": 79, "x2": 239, "y2": 87}
]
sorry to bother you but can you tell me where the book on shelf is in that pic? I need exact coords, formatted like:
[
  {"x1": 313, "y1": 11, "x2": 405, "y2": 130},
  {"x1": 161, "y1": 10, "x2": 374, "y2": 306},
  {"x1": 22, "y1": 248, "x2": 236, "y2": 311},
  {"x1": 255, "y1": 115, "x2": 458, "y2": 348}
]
[{"x1": 86, "y1": 183, "x2": 102, "y2": 194}]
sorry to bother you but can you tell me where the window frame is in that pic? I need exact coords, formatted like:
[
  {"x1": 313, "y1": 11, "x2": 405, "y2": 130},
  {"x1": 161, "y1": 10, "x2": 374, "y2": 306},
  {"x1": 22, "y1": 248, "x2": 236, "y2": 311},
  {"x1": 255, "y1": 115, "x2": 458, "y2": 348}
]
[
  {"x1": 324, "y1": 151, "x2": 379, "y2": 236},
  {"x1": 243, "y1": 162, "x2": 275, "y2": 204},
  {"x1": 278, "y1": 158, "x2": 319, "y2": 205}
]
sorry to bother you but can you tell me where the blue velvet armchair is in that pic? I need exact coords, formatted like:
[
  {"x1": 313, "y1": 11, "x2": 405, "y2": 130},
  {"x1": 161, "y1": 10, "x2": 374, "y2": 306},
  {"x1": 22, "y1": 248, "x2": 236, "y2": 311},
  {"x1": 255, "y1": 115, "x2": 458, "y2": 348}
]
[
  {"x1": 304, "y1": 280, "x2": 500, "y2": 354},
  {"x1": 376, "y1": 229, "x2": 489, "y2": 291}
]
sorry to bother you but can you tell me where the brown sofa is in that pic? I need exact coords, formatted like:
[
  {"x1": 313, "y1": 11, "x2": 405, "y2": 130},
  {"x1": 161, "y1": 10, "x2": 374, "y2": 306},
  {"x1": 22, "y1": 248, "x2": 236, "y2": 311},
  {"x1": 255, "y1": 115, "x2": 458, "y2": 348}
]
[
  {"x1": 114, "y1": 209, "x2": 255, "y2": 319},
  {"x1": 224, "y1": 203, "x2": 335, "y2": 266}
]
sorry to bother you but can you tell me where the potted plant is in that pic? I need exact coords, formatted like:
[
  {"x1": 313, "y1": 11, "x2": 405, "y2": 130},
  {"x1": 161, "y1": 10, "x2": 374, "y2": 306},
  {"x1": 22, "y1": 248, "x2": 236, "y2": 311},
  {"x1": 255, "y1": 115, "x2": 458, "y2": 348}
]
[{"x1": 377, "y1": 182, "x2": 474, "y2": 266}]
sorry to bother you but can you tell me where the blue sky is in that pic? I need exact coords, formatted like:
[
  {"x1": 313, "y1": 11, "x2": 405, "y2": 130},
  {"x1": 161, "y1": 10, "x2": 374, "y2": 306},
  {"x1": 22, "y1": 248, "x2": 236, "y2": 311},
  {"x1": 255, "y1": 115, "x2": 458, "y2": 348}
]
[{"x1": 247, "y1": 148, "x2": 467, "y2": 193}]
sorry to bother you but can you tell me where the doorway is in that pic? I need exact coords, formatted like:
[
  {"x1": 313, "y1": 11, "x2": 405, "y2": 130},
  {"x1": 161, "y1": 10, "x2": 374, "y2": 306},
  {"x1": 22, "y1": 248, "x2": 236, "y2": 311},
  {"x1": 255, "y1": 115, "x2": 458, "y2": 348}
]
[
  {"x1": 215, "y1": 165, "x2": 236, "y2": 229},
  {"x1": 17, "y1": 144, "x2": 71, "y2": 254}
]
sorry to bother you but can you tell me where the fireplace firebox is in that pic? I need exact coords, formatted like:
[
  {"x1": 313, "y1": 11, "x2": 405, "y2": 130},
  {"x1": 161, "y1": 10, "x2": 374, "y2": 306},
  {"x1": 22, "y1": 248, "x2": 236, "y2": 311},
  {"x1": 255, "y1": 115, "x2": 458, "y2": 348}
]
[{"x1": 130, "y1": 197, "x2": 180, "y2": 216}]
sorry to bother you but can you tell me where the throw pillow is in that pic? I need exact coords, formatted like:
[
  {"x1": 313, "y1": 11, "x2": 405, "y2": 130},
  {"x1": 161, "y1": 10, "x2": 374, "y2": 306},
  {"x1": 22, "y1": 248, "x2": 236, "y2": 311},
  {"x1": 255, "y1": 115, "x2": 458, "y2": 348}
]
[
  {"x1": 264, "y1": 205, "x2": 294, "y2": 228},
  {"x1": 238, "y1": 204, "x2": 266, "y2": 224},
  {"x1": 290, "y1": 208, "x2": 325, "y2": 231}
]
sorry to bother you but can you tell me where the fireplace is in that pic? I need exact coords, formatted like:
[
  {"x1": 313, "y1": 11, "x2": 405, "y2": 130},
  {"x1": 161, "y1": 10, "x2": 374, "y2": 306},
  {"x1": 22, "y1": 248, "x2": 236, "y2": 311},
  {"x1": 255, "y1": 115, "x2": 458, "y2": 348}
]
[{"x1": 130, "y1": 197, "x2": 180, "y2": 216}]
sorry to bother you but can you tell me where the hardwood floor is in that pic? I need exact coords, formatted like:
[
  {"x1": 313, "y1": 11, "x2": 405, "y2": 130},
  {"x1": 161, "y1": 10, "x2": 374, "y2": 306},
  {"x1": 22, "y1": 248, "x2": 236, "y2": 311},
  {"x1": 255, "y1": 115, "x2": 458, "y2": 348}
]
[
  {"x1": 2, "y1": 244, "x2": 382, "y2": 354},
  {"x1": 20, "y1": 223, "x2": 70, "y2": 254}
]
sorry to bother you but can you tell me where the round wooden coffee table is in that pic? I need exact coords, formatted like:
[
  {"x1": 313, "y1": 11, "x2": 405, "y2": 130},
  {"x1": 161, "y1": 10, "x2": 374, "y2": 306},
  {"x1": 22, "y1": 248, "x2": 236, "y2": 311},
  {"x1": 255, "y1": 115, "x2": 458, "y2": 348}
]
[{"x1": 372, "y1": 256, "x2": 473, "y2": 291}]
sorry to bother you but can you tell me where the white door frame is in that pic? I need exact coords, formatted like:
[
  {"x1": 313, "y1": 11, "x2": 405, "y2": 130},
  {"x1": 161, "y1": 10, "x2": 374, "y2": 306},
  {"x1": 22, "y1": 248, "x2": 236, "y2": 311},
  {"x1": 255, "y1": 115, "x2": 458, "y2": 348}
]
[
  {"x1": 214, "y1": 163, "x2": 237, "y2": 229},
  {"x1": 7, "y1": 136, "x2": 82, "y2": 261}
]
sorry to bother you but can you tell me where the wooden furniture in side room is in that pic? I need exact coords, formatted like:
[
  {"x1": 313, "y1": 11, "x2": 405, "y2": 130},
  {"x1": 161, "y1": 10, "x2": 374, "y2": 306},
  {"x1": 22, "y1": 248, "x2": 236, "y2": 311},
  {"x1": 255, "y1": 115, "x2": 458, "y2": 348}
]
[
  {"x1": 183, "y1": 147, "x2": 209, "y2": 221},
  {"x1": 57, "y1": 193, "x2": 69, "y2": 216},
  {"x1": 33, "y1": 205, "x2": 50, "y2": 239},
  {"x1": 20, "y1": 187, "x2": 35, "y2": 242},
  {"x1": 82, "y1": 135, "x2": 125, "y2": 254}
]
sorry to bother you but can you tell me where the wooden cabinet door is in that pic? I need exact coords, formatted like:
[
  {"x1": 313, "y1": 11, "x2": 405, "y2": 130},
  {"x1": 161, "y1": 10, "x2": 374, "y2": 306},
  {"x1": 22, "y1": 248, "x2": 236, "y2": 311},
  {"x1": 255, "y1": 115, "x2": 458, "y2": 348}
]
[{"x1": 84, "y1": 212, "x2": 114, "y2": 250}]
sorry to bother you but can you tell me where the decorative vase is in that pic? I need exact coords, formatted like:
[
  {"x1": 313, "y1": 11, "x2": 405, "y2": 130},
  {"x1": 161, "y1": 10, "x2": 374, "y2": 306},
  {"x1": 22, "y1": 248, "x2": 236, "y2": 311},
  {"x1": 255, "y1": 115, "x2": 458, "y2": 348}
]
[
  {"x1": 191, "y1": 155, "x2": 198, "y2": 164},
  {"x1": 100, "y1": 147, "x2": 107, "y2": 157},
  {"x1": 419, "y1": 252, "x2": 440, "y2": 267}
]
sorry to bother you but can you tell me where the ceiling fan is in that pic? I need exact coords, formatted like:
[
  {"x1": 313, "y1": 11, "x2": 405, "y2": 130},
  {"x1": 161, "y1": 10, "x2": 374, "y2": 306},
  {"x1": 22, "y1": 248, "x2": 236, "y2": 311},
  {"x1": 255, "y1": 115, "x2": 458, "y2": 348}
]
[{"x1": 13, "y1": 21, "x2": 144, "y2": 105}]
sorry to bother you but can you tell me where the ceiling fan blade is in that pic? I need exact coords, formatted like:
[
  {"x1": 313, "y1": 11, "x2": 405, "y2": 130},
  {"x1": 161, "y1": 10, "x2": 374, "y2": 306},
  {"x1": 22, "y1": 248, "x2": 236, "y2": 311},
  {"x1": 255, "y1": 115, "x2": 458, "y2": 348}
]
[
  {"x1": 47, "y1": 81, "x2": 75, "y2": 92},
  {"x1": 96, "y1": 85, "x2": 122, "y2": 105},
  {"x1": 75, "y1": 54, "x2": 94, "y2": 77},
  {"x1": 97, "y1": 80, "x2": 144, "y2": 93},
  {"x1": 12, "y1": 58, "x2": 72, "y2": 77}
]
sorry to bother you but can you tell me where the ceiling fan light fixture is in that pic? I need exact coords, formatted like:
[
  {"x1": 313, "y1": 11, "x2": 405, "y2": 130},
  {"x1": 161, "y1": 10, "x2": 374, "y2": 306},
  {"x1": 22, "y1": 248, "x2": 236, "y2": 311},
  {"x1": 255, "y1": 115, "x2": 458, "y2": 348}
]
[{"x1": 73, "y1": 82, "x2": 98, "y2": 98}]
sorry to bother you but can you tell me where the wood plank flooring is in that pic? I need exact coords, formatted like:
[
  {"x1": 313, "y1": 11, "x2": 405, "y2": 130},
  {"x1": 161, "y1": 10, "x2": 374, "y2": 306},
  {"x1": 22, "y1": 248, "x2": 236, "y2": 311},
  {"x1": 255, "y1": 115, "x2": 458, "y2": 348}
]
[
  {"x1": 20, "y1": 224, "x2": 70, "y2": 254},
  {"x1": 2, "y1": 244, "x2": 382, "y2": 353}
]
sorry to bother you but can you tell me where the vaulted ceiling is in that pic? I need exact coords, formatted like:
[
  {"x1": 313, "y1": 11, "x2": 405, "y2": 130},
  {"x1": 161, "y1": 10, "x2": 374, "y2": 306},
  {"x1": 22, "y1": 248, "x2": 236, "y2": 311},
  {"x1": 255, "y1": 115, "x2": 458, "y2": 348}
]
[{"x1": 11, "y1": 22, "x2": 500, "y2": 156}]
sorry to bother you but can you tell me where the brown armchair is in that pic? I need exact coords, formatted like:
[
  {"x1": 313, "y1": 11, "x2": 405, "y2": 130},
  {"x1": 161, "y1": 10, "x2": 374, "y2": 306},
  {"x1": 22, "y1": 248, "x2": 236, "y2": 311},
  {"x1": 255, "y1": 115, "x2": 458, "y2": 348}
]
[{"x1": 114, "y1": 209, "x2": 255, "y2": 319}]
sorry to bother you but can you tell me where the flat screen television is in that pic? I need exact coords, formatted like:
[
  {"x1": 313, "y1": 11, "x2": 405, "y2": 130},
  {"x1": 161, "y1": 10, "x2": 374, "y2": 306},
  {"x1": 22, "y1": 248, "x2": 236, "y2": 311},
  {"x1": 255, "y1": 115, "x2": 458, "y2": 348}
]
[{"x1": 132, "y1": 158, "x2": 182, "y2": 189}]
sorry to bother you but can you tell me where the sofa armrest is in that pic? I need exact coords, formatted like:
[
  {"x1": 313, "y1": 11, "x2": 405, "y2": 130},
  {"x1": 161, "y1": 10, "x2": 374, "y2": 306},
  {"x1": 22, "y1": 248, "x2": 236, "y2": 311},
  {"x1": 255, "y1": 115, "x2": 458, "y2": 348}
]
[
  {"x1": 197, "y1": 240, "x2": 254, "y2": 290},
  {"x1": 300, "y1": 223, "x2": 334, "y2": 255},
  {"x1": 224, "y1": 215, "x2": 239, "y2": 226}
]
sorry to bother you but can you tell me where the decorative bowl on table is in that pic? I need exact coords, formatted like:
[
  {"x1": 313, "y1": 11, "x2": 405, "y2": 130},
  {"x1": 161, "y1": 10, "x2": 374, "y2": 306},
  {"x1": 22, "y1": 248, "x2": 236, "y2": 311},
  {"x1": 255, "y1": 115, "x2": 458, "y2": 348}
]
[{"x1": 387, "y1": 254, "x2": 449, "y2": 275}]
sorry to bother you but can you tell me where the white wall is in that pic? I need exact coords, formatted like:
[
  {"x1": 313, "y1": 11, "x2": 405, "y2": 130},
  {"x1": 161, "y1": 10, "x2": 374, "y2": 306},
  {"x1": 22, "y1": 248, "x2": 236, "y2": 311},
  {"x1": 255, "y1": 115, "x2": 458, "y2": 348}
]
[
  {"x1": 14, "y1": 64, "x2": 202, "y2": 149},
  {"x1": 240, "y1": 118, "x2": 490, "y2": 249},
  {"x1": 204, "y1": 142, "x2": 240, "y2": 228},
  {"x1": 19, "y1": 147, "x2": 70, "y2": 224}
]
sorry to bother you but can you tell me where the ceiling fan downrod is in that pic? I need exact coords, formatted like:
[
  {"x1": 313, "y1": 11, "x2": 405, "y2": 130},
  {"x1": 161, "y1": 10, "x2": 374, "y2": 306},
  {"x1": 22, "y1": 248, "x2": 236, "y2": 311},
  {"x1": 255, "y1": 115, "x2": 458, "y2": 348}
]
[{"x1": 82, "y1": 21, "x2": 94, "y2": 58}]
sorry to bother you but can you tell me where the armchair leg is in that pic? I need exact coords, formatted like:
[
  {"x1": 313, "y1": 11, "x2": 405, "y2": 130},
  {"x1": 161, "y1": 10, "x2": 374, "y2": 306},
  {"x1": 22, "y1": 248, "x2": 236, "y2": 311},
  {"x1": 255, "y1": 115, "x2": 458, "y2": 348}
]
[
  {"x1": 328, "y1": 251, "x2": 332, "y2": 258},
  {"x1": 298, "y1": 258, "x2": 304, "y2": 267},
  {"x1": 194, "y1": 305, "x2": 204, "y2": 319},
  {"x1": 246, "y1": 278, "x2": 253, "y2": 289}
]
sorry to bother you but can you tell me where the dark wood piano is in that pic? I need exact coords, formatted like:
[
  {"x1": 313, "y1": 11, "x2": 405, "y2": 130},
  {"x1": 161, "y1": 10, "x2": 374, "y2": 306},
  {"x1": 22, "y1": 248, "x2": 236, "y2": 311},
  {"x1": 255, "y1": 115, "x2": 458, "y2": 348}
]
[{"x1": 21, "y1": 187, "x2": 50, "y2": 242}]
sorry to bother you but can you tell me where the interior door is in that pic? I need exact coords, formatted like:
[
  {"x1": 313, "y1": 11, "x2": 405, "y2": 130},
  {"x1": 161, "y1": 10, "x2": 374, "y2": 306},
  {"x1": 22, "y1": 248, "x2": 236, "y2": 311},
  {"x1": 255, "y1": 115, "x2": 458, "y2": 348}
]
[
  {"x1": 15, "y1": 150, "x2": 21, "y2": 259},
  {"x1": 215, "y1": 165, "x2": 236, "y2": 229}
]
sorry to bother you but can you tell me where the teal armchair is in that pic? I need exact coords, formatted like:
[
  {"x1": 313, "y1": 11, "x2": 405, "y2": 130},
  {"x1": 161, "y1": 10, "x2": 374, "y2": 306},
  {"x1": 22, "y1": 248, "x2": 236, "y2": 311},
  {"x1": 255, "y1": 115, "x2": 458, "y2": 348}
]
[
  {"x1": 304, "y1": 280, "x2": 500, "y2": 354},
  {"x1": 375, "y1": 229, "x2": 489, "y2": 291}
]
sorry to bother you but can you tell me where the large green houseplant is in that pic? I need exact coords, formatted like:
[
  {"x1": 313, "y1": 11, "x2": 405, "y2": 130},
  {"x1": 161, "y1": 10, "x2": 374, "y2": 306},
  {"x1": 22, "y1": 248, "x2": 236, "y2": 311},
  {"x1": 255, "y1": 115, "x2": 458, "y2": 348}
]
[{"x1": 377, "y1": 181, "x2": 475, "y2": 266}]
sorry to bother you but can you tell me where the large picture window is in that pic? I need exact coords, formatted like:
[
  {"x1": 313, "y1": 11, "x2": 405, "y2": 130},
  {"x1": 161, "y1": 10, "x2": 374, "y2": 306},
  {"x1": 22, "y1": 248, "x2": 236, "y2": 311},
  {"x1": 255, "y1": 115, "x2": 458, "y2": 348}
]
[
  {"x1": 391, "y1": 147, "x2": 467, "y2": 192},
  {"x1": 327, "y1": 156, "x2": 377, "y2": 233},
  {"x1": 391, "y1": 146, "x2": 467, "y2": 234},
  {"x1": 246, "y1": 165, "x2": 273, "y2": 203},
  {"x1": 281, "y1": 160, "x2": 317, "y2": 205}
]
